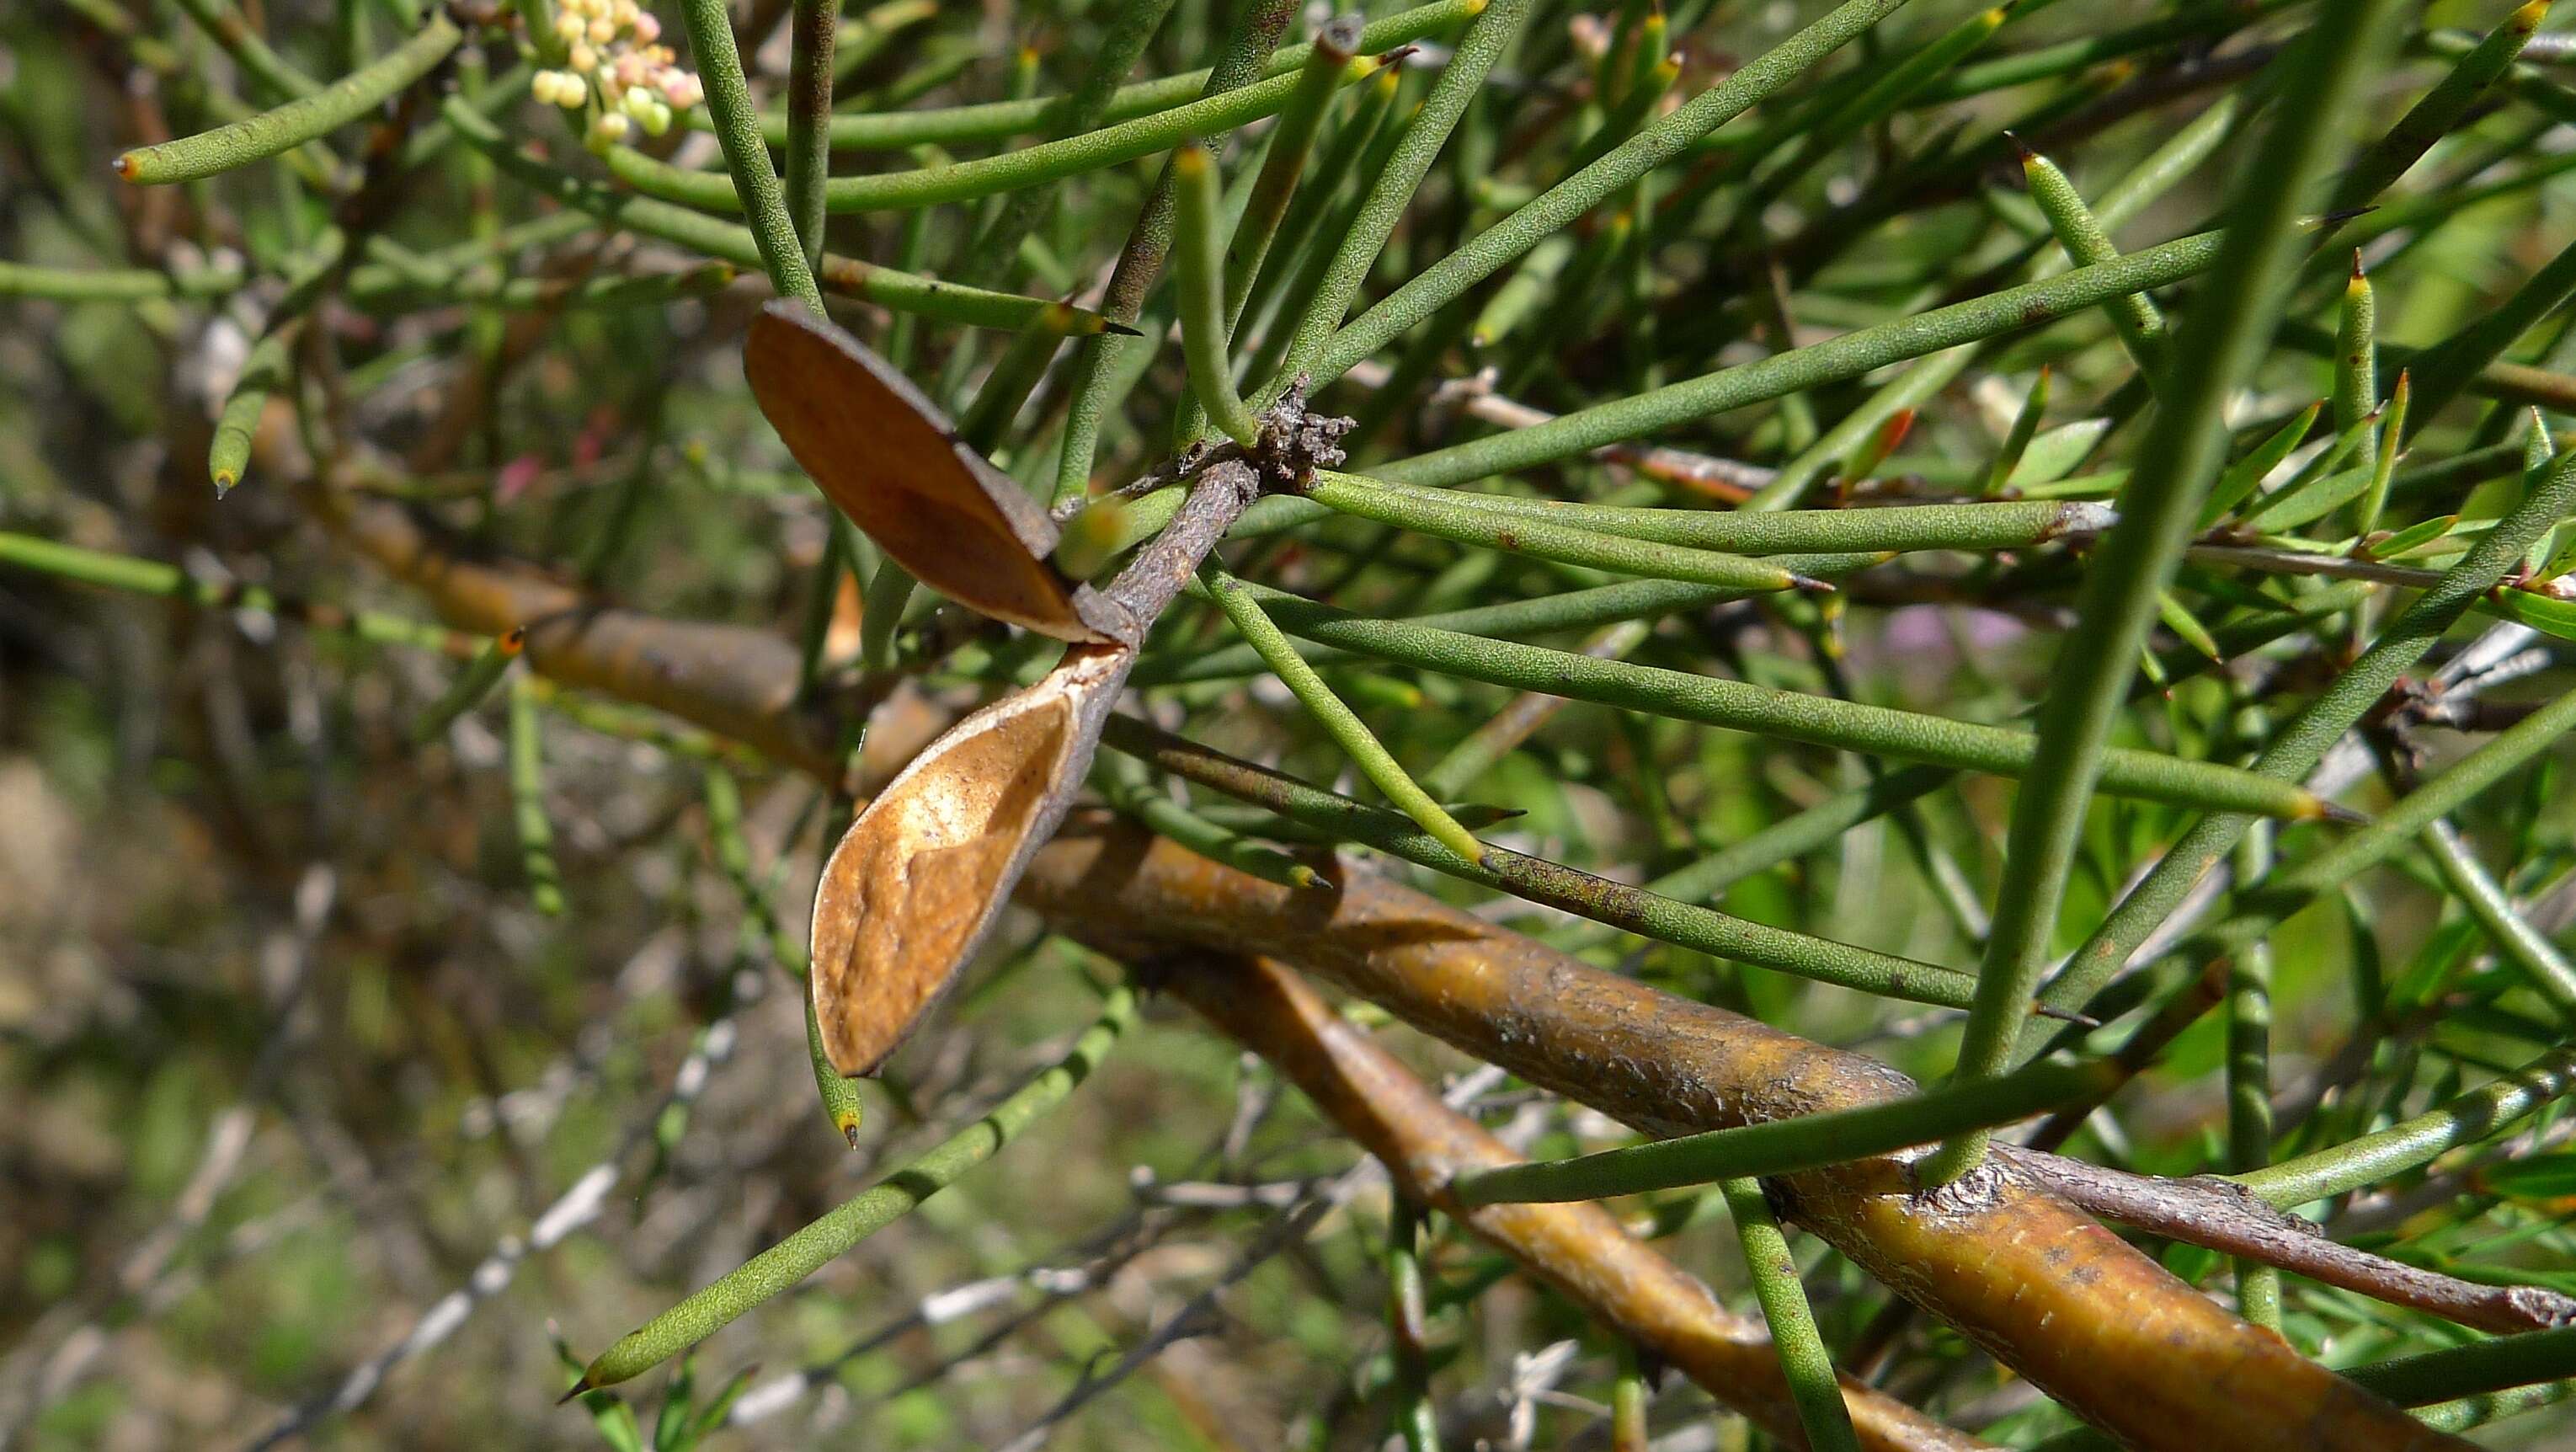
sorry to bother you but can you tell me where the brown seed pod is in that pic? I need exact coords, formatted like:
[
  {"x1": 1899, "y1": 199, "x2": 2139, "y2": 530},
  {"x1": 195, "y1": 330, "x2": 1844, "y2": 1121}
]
[
  {"x1": 760, "y1": 305, "x2": 1282, "y2": 1077},
  {"x1": 808, "y1": 645, "x2": 1131, "y2": 1076},
  {"x1": 744, "y1": 301, "x2": 1135, "y2": 645}
]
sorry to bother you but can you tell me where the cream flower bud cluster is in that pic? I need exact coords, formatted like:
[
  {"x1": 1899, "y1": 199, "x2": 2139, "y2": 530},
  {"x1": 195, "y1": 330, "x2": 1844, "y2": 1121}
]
[{"x1": 529, "y1": 0, "x2": 705, "y2": 147}]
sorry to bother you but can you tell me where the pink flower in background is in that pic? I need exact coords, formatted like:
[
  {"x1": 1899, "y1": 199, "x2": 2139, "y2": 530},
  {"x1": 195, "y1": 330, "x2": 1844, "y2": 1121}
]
[{"x1": 495, "y1": 453, "x2": 543, "y2": 504}]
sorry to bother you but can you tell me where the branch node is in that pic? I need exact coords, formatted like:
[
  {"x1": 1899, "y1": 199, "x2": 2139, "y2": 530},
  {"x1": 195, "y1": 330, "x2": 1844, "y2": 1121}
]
[{"x1": 1254, "y1": 374, "x2": 1354, "y2": 487}]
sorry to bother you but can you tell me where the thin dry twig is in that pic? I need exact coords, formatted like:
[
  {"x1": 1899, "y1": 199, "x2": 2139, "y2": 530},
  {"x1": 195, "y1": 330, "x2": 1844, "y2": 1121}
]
[
  {"x1": 242, "y1": 978, "x2": 755, "y2": 1449},
  {"x1": 989, "y1": 1159, "x2": 1378, "y2": 1452},
  {"x1": 1341, "y1": 357, "x2": 1775, "y2": 499},
  {"x1": 2010, "y1": 1153, "x2": 2576, "y2": 1333},
  {"x1": 1162, "y1": 951, "x2": 1987, "y2": 1452}
]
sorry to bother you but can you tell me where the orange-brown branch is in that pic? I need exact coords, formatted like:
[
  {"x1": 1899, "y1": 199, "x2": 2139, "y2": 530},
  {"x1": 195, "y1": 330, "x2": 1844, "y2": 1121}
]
[
  {"x1": 1019, "y1": 817, "x2": 2468, "y2": 1452},
  {"x1": 330, "y1": 494, "x2": 840, "y2": 779},
  {"x1": 1165, "y1": 952, "x2": 1985, "y2": 1452}
]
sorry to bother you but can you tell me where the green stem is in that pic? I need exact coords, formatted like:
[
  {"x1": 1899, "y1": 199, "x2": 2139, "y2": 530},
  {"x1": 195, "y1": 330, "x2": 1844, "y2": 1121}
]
[
  {"x1": 724, "y1": 0, "x2": 1475, "y2": 149},
  {"x1": 1235, "y1": 93, "x2": 1417, "y2": 392},
  {"x1": 515, "y1": 0, "x2": 564, "y2": 67},
  {"x1": 614, "y1": 52, "x2": 1379, "y2": 217},
  {"x1": 2231, "y1": 405, "x2": 2380, "y2": 536},
  {"x1": 168, "y1": 0, "x2": 324, "y2": 101},
  {"x1": 2335, "y1": 254, "x2": 2380, "y2": 476},
  {"x1": 1919, "y1": 0, "x2": 2401, "y2": 1187},
  {"x1": 1133, "y1": 569, "x2": 1877, "y2": 688},
  {"x1": 1223, "y1": 17, "x2": 1360, "y2": 325},
  {"x1": 958, "y1": 0, "x2": 1182, "y2": 285},
  {"x1": 2408, "y1": 229, "x2": 2576, "y2": 427},
  {"x1": 1093, "y1": 758, "x2": 1320, "y2": 891},
  {"x1": 1741, "y1": 346, "x2": 1977, "y2": 511},
  {"x1": 1451, "y1": 1056, "x2": 2117, "y2": 1206},
  {"x1": 702, "y1": 765, "x2": 867, "y2": 1147},
  {"x1": 1232, "y1": 62, "x2": 1402, "y2": 367},
  {"x1": 2168, "y1": 685, "x2": 2576, "y2": 1050},
  {"x1": 829, "y1": 0, "x2": 934, "y2": 82},
  {"x1": 2352, "y1": 368, "x2": 2410, "y2": 538},
  {"x1": 209, "y1": 326, "x2": 298, "y2": 496},
  {"x1": 1610, "y1": 1343, "x2": 1647, "y2": 1452},
  {"x1": 1719, "y1": 1177, "x2": 1860, "y2": 1452},
  {"x1": 2223, "y1": 800, "x2": 2280, "y2": 1328},
  {"x1": 576, "y1": 985, "x2": 1136, "y2": 1389},
  {"x1": 1259, "y1": 0, "x2": 1534, "y2": 398},
  {"x1": 1419, "y1": 618, "x2": 1651, "y2": 798},
  {"x1": 1914, "y1": 1, "x2": 2299, "y2": 104},
  {"x1": 441, "y1": 99, "x2": 1107, "y2": 332},
  {"x1": 1203, "y1": 565, "x2": 1487, "y2": 864},
  {"x1": 1101, "y1": 715, "x2": 1999, "y2": 1009},
  {"x1": 1376, "y1": 230, "x2": 2229, "y2": 491},
  {"x1": 2423, "y1": 819, "x2": 2576, "y2": 1017},
  {"x1": 508, "y1": 674, "x2": 567, "y2": 916},
  {"x1": 2346, "y1": 1325, "x2": 2576, "y2": 1407},
  {"x1": 531, "y1": 681, "x2": 767, "y2": 770},
  {"x1": 411, "y1": 629, "x2": 524, "y2": 744},
  {"x1": 1564, "y1": 590, "x2": 2366, "y2": 958},
  {"x1": 115, "y1": 14, "x2": 460, "y2": 184},
  {"x1": 0, "y1": 531, "x2": 483, "y2": 655},
  {"x1": 2328, "y1": 0, "x2": 2548, "y2": 216},
  {"x1": 215, "y1": 226, "x2": 355, "y2": 494},
  {"x1": 1046, "y1": 0, "x2": 1307, "y2": 504},
  {"x1": 1985, "y1": 366, "x2": 2051, "y2": 495},
  {"x1": 346, "y1": 259, "x2": 740, "y2": 312},
  {"x1": 1564, "y1": 50, "x2": 1681, "y2": 179},
  {"x1": 675, "y1": 0, "x2": 824, "y2": 312},
  {"x1": 782, "y1": 0, "x2": 839, "y2": 270},
  {"x1": 2019, "y1": 139, "x2": 2167, "y2": 376},
  {"x1": 1305, "y1": 472, "x2": 1806, "y2": 592},
  {"x1": 1469, "y1": 235, "x2": 1574, "y2": 352},
  {"x1": 2231, "y1": 1040, "x2": 2576, "y2": 1209},
  {"x1": 1174, "y1": 145, "x2": 1264, "y2": 446},
  {"x1": 1739, "y1": 3, "x2": 2007, "y2": 220},
  {"x1": 0, "y1": 259, "x2": 246, "y2": 301},
  {"x1": 1387, "y1": 1196, "x2": 1442, "y2": 1452},
  {"x1": 2086, "y1": 91, "x2": 2246, "y2": 238},
  {"x1": 856, "y1": 556, "x2": 914, "y2": 674},
  {"x1": 1216, "y1": 576, "x2": 2333, "y2": 819}
]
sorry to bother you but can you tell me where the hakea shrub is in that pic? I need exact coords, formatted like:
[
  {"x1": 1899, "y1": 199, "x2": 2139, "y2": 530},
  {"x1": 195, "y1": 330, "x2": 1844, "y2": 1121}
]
[{"x1": 8, "y1": 0, "x2": 2576, "y2": 1447}]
